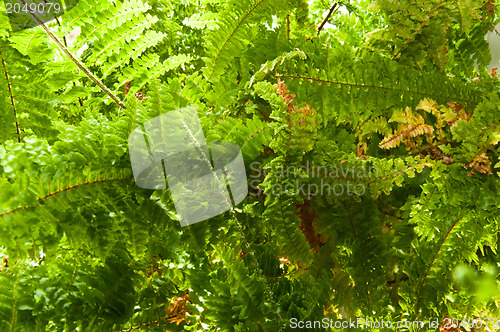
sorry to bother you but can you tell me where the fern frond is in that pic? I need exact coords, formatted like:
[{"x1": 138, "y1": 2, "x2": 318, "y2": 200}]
[
  {"x1": 103, "y1": 30, "x2": 167, "y2": 78},
  {"x1": 380, "y1": 123, "x2": 434, "y2": 149},
  {"x1": 398, "y1": 169, "x2": 500, "y2": 317},
  {"x1": 366, "y1": 0, "x2": 485, "y2": 69},
  {"x1": 0, "y1": 39, "x2": 58, "y2": 143},
  {"x1": 0, "y1": 266, "x2": 34, "y2": 330},
  {"x1": 206, "y1": 115, "x2": 272, "y2": 161},
  {"x1": 274, "y1": 48, "x2": 479, "y2": 127},
  {"x1": 183, "y1": 12, "x2": 218, "y2": 30},
  {"x1": 74, "y1": 0, "x2": 151, "y2": 48},
  {"x1": 204, "y1": 245, "x2": 278, "y2": 330},
  {"x1": 0, "y1": 113, "x2": 137, "y2": 258},
  {"x1": 59, "y1": 0, "x2": 115, "y2": 36},
  {"x1": 88, "y1": 13, "x2": 159, "y2": 65},
  {"x1": 262, "y1": 171, "x2": 314, "y2": 266},
  {"x1": 117, "y1": 54, "x2": 193, "y2": 98},
  {"x1": 202, "y1": 0, "x2": 299, "y2": 80}
]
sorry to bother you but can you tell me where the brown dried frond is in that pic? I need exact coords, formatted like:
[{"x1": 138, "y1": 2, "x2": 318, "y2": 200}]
[
  {"x1": 426, "y1": 147, "x2": 454, "y2": 164},
  {"x1": 296, "y1": 200, "x2": 324, "y2": 253},
  {"x1": 299, "y1": 103, "x2": 314, "y2": 116},
  {"x1": 447, "y1": 101, "x2": 465, "y2": 112},
  {"x1": 357, "y1": 142, "x2": 367, "y2": 159},
  {"x1": 166, "y1": 290, "x2": 193, "y2": 325},
  {"x1": 277, "y1": 79, "x2": 295, "y2": 105},
  {"x1": 490, "y1": 67, "x2": 498, "y2": 78},
  {"x1": 445, "y1": 102, "x2": 472, "y2": 128},
  {"x1": 486, "y1": 0, "x2": 496, "y2": 16},
  {"x1": 467, "y1": 153, "x2": 492, "y2": 176},
  {"x1": 146, "y1": 255, "x2": 163, "y2": 278},
  {"x1": 135, "y1": 92, "x2": 145, "y2": 100},
  {"x1": 0, "y1": 257, "x2": 8, "y2": 272},
  {"x1": 124, "y1": 81, "x2": 131, "y2": 96},
  {"x1": 379, "y1": 123, "x2": 434, "y2": 149},
  {"x1": 405, "y1": 123, "x2": 434, "y2": 138}
]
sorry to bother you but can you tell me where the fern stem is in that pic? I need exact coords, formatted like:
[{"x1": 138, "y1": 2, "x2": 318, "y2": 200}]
[
  {"x1": 286, "y1": 14, "x2": 291, "y2": 40},
  {"x1": 0, "y1": 175, "x2": 129, "y2": 219},
  {"x1": 0, "y1": 46, "x2": 21, "y2": 142},
  {"x1": 474, "y1": 12, "x2": 500, "y2": 37},
  {"x1": 19, "y1": 0, "x2": 127, "y2": 113},
  {"x1": 316, "y1": 2, "x2": 338, "y2": 36},
  {"x1": 281, "y1": 74, "x2": 473, "y2": 103}
]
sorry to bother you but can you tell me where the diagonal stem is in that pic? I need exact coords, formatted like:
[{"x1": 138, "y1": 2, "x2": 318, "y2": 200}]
[
  {"x1": 317, "y1": 2, "x2": 338, "y2": 36},
  {"x1": 0, "y1": 46, "x2": 21, "y2": 142}
]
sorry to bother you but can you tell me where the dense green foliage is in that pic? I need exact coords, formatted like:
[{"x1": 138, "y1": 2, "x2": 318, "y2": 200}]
[{"x1": 0, "y1": 0, "x2": 499, "y2": 330}]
